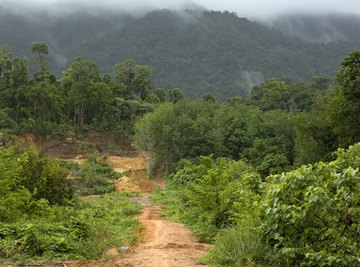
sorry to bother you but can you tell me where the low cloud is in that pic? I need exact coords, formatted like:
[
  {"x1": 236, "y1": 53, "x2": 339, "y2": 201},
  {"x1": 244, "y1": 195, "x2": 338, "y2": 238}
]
[{"x1": 1, "y1": 0, "x2": 360, "y2": 18}]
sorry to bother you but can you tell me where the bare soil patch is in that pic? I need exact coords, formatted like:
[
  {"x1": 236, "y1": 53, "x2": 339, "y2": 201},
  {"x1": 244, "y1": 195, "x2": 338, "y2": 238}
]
[
  {"x1": 26, "y1": 131, "x2": 135, "y2": 159},
  {"x1": 66, "y1": 154, "x2": 209, "y2": 267},
  {"x1": 113, "y1": 198, "x2": 210, "y2": 267},
  {"x1": 108, "y1": 155, "x2": 165, "y2": 192}
]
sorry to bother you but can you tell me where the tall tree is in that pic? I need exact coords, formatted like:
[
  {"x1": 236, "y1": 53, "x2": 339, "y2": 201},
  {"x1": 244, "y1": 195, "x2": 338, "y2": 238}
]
[
  {"x1": 31, "y1": 42, "x2": 51, "y2": 82},
  {"x1": 113, "y1": 59, "x2": 154, "y2": 100},
  {"x1": 249, "y1": 79, "x2": 290, "y2": 111},
  {"x1": 330, "y1": 51, "x2": 360, "y2": 146},
  {"x1": 63, "y1": 58, "x2": 100, "y2": 128}
]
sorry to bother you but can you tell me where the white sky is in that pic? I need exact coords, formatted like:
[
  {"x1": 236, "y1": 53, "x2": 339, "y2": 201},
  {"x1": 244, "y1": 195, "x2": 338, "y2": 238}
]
[{"x1": 1, "y1": 0, "x2": 360, "y2": 17}]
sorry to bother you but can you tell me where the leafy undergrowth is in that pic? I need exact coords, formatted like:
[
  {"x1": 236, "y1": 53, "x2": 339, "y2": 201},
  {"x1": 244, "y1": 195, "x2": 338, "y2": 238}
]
[
  {"x1": 151, "y1": 188, "x2": 183, "y2": 222},
  {"x1": 0, "y1": 193, "x2": 141, "y2": 262},
  {"x1": 152, "y1": 144, "x2": 360, "y2": 267},
  {"x1": 202, "y1": 227, "x2": 269, "y2": 267},
  {"x1": 0, "y1": 143, "x2": 141, "y2": 263},
  {"x1": 63, "y1": 152, "x2": 119, "y2": 196}
]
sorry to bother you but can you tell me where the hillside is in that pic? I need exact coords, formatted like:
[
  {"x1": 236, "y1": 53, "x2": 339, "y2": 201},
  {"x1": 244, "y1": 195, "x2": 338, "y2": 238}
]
[{"x1": 1, "y1": 9, "x2": 359, "y2": 97}]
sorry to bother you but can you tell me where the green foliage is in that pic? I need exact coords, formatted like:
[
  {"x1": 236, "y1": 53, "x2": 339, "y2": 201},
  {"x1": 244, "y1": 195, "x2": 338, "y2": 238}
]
[
  {"x1": 0, "y1": 146, "x2": 32, "y2": 222},
  {"x1": 0, "y1": 144, "x2": 72, "y2": 223},
  {"x1": 204, "y1": 227, "x2": 268, "y2": 267},
  {"x1": 113, "y1": 59, "x2": 154, "y2": 100},
  {"x1": 0, "y1": 142, "x2": 140, "y2": 262},
  {"x1": 243, "y1": 136, "x2": 291, "y2": 177},
  {"x1": 1, "y1": 9, "x2": 356, "y2": 98},
  {"x1": 134, "y1": 101, "x2": 228, "y2": 173},
  {"x1": 167, "y1": 156, "x2": 261, "y2": 241},
  {"x1": 155, "y1": 144, "x2": 360, "y2": 267},
  {"x1": 262, "y1": 143, "x2": 360, "y2": 266},
  {"x1": 31, "y1": 42, "x2": 49, "y2": 55},
  {"x1": 135, "y1": 98, "x2": 295, "y2": 177},
  {"x1": 328, "y1": 51, "x2": 360, "y2": 147},
  {"x1": 169, "y1": 88, "x2": 185, "y2": 103},
  {"x1": 151, "y1": 189, "x2": 182, "y2": 222},
  {"x1": 19, "y1": 148, "x2": 73, "y2": 205},
  {"x1": 249, "y1": 79, "x2": 290, "y2": 111},
  {"x1": 293, "y1": 100, "x2": 337, "y2": 166},
  {"x1": 0, "y1": 193, "x2": 140, "y2": 261},
  {"x1": 0, "y1": 45, "x2": 158, "y2": 135},
  {"x1": 71, "y1": 153, "x2": 117, "y2": 196}
]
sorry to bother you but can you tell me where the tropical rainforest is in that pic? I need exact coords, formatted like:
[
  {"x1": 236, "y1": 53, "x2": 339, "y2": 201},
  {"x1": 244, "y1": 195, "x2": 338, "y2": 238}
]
[
  {"x1": 1, "y1": 7, "x2": 360, "y2": 267},
  {"x1": 1, "y1": 9, "x2": 360, "y2": 97}
]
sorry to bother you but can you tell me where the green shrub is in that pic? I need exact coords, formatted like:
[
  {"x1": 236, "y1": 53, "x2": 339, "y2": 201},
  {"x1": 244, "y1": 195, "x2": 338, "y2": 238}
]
[
  {"x1": 151, "y1": 189, "x2": 183, "y2": 222},
  {"x1": 0, "y1": 193, "x2": 140, "y2": 261},
  {"x1": 262, "y1": 143, "x2": 360, "y2": 266},
  {"x1": 0, "y1": 144, "x2": 140, "y2": 262},
  {"x1": 74, "y1": 152, "x2": 118, "y2": 195},
  {"x1": 166, "y1": 156, "x2": 261, "y2": 242},
  {"x1": 0, "y1": 144, "x2": 73, "y2": 222},
  {"x1": 204, "y1": 227, "x2": 267, "y2": 267}
]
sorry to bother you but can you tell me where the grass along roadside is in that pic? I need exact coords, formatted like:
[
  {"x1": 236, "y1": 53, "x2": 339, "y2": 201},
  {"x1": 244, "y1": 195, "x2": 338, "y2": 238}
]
[
  {"x1": 0, "y1": 192, "x2": 141, "y2": 263},
  {"x1": 0, "y1": 143, "x2": 142, "y2": 264}
]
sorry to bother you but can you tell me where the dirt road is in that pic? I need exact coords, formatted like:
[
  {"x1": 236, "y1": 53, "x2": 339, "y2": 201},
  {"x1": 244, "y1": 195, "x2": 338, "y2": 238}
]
[
  {"x1": 69, "y1": 155, "x2": 209, "y2": 267},
  {"x1": 114, "y1": 194, "x2": 210, "y2": 267}
]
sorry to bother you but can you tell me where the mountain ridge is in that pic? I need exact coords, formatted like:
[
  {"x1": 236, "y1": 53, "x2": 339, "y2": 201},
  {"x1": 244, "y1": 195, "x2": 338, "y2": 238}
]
[{"x1": 1, "y1": 8, "x2": 359, "y2": 97}]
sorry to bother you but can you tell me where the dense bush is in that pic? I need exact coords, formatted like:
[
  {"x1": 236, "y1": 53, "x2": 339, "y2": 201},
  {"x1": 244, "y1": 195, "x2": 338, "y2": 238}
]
[
  {"x1": 0, "y1": 143, "x2": 72, "y2": 222},
  {"x1": 135, "y1": 100, "x2": 294, "y2": 177},
  {"x1": 69, "y1": 152, "x2": 118, "y2": 195},
  {"x1": 154, "y1": 144, "x2": 360, "y2": 267},
  {"x1": 262, "y1": 143, "x2": 360, "y2": 266},
  {"x1": 0, "y1": 143, "x2": 140, "y2": 261},
  {"x1": 0, "y1": 193, "x2": 140, "y2": 261},
  {"x1": 164, "y1": 156, "x2": 261, "y2": 242},
  {"x1": 203, "y1": 227, "x2": 267, "y2": 267}
]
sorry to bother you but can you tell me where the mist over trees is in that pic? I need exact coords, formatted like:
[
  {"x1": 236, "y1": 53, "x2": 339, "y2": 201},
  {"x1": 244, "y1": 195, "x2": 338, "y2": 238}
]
[
  {"x1": 1, "y1": 5, "x2": 360, "y2": 265},
  {"x1": 1, "y1": 9, "x2": 360, "y2": 98},
  {"x1": 270, "y1": 14, "x2": 360, "y2": 43}
]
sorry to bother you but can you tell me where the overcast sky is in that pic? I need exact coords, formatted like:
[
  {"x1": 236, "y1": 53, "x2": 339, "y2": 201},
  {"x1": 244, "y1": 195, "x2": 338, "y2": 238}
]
[{"x1": 1, "y1": 0, "x2": 360, "y2": 18}]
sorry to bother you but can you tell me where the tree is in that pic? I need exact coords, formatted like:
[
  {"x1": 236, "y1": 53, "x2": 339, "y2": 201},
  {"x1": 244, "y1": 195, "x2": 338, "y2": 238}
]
[
  {"x1": 0, "y1": 146, "x2": 32, "y2": 222},
  {"x1": 0, "y1": 49, "x2": 30, "y2": 126},
  {"x1": 113, "y1": 59, "x2": 154, "y2": 100},
  {"x1": 31, "y1": 42, "x2": 51, "y2": 82},
  {"x1": 153, "y1": 88, "x2": 166, "y2": 102},
  {"x1": 293, "y1": 92, "x2": 338, "y2": 166},
  {"x1": 249, "y1": 79, "x2": 290, "y2": 111},
  {"x1": 202, "y1": 93, "x2": 216, "y2": 102},
  {"x1": 63, "y1": 58, "x2": 100, "y2": 128},
  {"x1": 311, "y1": 74, "x2": 331, "y2": 91},
  {"x1": 87, "y1": 81, "x2": 115, "y2": 129},
  {"x1": 31, "y1": 42, "x2": 49, "y2": 56},
  {"x1": 329, "y1": 50, "x2": 360, "y2": 146},
  {"x1": 169, "y1": 88, "x2": 184, "y2": 103},
  {"x1": 169, "y1": 156, "x2": 261, "y2": 241}
]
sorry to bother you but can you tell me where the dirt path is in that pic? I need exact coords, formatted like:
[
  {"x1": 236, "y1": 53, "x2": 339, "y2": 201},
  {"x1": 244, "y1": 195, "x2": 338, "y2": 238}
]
[
  {"x1": 114, "y1": 194, "x2": 210, "y2": 267},
  {"x1": 69, "y1": 155, "x2": 209, "y2": 267}
]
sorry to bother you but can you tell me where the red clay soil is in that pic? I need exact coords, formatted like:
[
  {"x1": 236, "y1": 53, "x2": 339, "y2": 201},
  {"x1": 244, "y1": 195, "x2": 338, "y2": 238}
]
[
  {"x1": 67, "y1": 155, "x2": 210, "y2": 267},
  {"x1": 113, "y1": 198, "x2": 210, "y2": 267},
  {"x1": 108, "y1": 155, "x2": 165, "y2": 192},
  {"x1": 67, "y1": 195, "x2": 209, "y2": 267},
  {"x1": 25, "y1": 131, "x2": 136, "y2": 159}
]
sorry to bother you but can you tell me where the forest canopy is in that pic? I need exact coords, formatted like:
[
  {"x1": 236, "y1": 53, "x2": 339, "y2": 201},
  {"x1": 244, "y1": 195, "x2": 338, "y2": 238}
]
[{"x1": 1, "y1": 37, "x2": 360, "y2": 266}]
